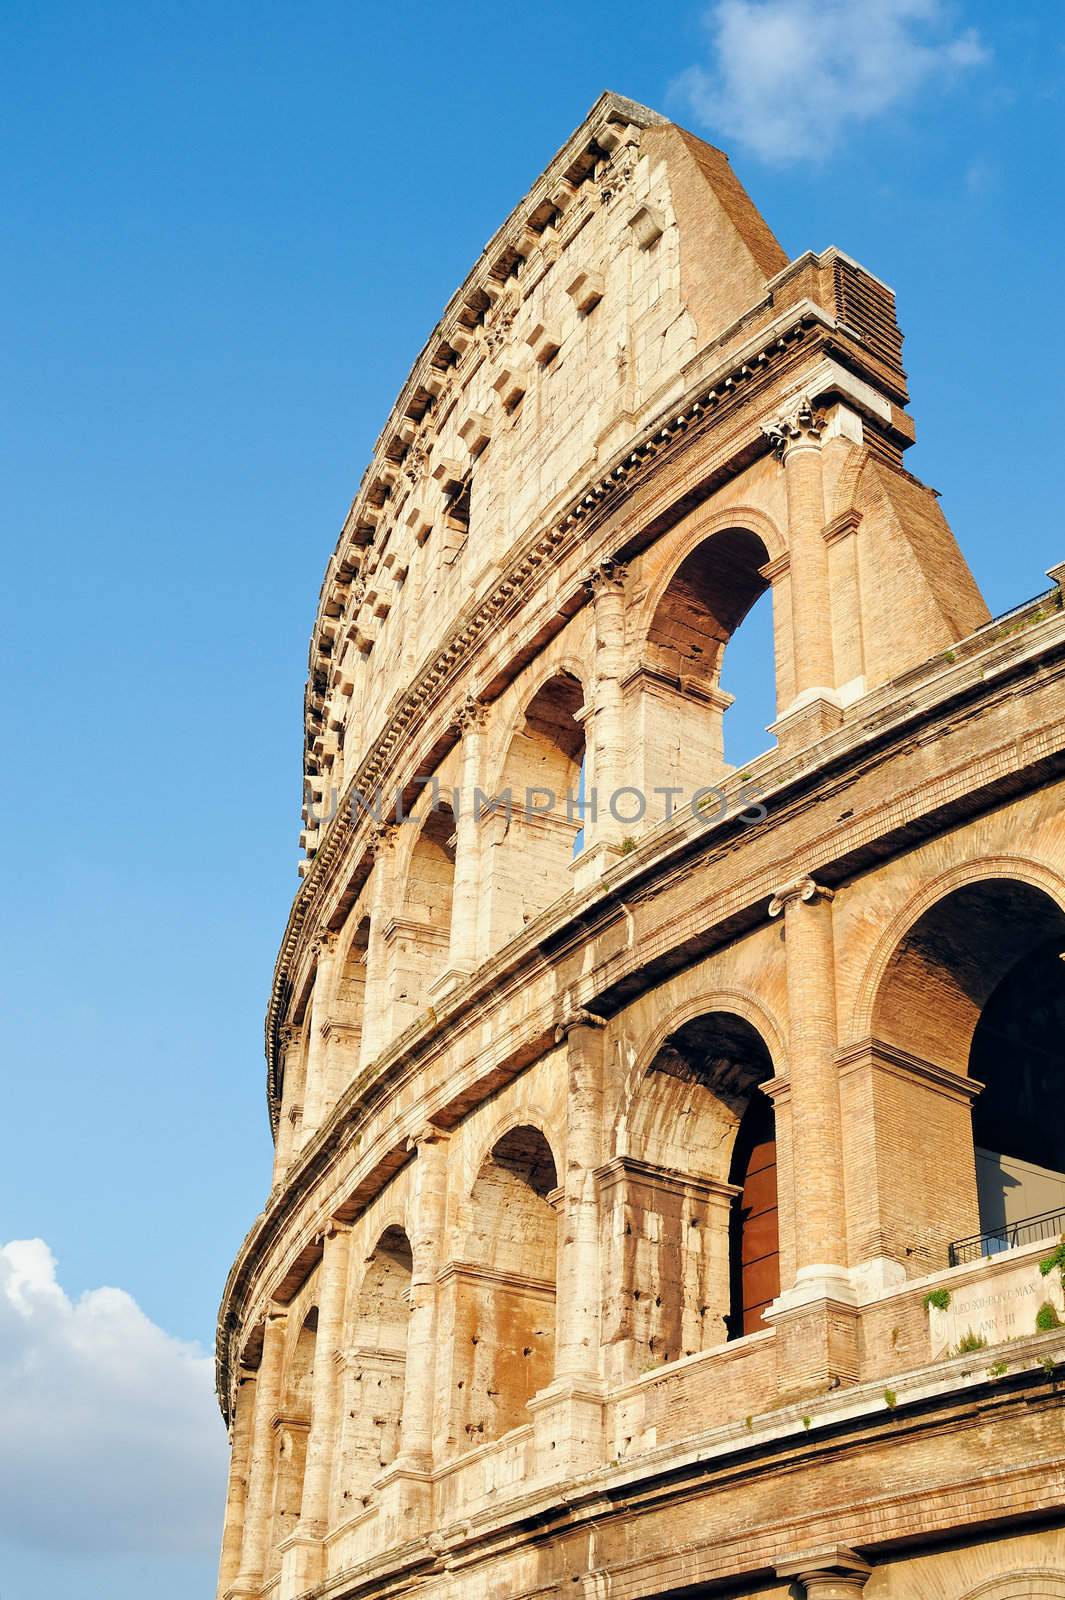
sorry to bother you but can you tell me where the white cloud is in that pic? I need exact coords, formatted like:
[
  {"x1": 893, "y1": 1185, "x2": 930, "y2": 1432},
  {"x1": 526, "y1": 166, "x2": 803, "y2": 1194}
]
[
  {"x1": 672, "y1": 0, "x2": 989, "y2": 163},
  {"x1": 0, "y1": 1239, "x2": 227, "y2": 1555}
]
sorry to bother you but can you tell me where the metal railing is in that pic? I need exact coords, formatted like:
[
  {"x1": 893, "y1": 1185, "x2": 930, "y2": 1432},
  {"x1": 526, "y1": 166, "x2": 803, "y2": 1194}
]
[{"x1": 948, "y1": 1206, "x2": 1065, "y2": 1267}]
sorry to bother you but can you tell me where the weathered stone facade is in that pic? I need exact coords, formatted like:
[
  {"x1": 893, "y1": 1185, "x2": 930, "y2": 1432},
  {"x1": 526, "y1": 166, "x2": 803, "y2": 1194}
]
[{"x1": 216, "y1": 94, "x2": 1065, "y2": 1600}]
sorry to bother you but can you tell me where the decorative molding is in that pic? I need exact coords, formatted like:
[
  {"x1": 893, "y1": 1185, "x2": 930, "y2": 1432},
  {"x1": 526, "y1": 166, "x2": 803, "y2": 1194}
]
[
  {"x1": 759, "y1": 551, "x2": 792, "y2": 582},
  {"x1": 836, "y1": 1036, "x2": 982, "y2": 1103},
  {"x1": 822, "y1": 508, "x2": 863, "y2": 546},
  {"x1": 594, "y1": 1154, "x2": 740, "y2": 1206},
  {"x1": 435, "y1": 1259, "x2": 556, "y2": 1297}
]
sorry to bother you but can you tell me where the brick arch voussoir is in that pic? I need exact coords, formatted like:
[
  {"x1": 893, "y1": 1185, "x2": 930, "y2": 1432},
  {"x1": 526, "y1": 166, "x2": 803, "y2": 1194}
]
[
  {"x1": 633, "y1": 501, "x2": 786, "y2": 645},
  {"x1": 614, "y1": 985, "x2": 787, "y2": 1155},
  {"x1": 466, "y1": 1104, "x2": 564, "y2": 1201},
  {"x1": 849, "y1": 853, "x2": 1065, "y2": 1047},
  {"x1": 960, "y1": 1569, "x2": 1065, "y2": 1600}
]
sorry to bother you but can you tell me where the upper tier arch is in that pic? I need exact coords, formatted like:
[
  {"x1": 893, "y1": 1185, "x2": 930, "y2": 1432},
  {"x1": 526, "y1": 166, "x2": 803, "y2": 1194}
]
[{"x1": 302, "y1": 90, "x2": 790, "y2": 827}]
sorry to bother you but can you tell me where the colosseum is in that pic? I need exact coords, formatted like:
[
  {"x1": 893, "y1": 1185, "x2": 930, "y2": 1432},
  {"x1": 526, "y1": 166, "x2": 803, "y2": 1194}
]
[{"x1": 215, "y1": 93, "x2": 1065, "y2": 1600}]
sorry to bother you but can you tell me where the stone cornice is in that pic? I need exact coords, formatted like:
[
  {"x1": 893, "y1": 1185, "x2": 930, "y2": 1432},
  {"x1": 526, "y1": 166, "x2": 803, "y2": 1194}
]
[{"x1": 836, "y1": 1037, "x2": 982, "y2": 1102}]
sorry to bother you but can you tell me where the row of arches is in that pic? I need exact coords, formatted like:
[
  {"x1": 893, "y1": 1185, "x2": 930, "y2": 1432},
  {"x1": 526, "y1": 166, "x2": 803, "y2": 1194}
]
[
  {"x1": 247, "y1": 867, "x2": 1065, "y2": 1593},
  {"x1": 285, "y1": 522, "x2": 784, "y2": 1148}
]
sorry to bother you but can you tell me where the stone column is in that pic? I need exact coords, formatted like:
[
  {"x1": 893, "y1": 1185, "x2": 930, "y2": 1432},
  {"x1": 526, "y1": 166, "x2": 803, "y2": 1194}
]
[
  {"x1": 359, "y1": 826, "x2": 397, "y2": 1070},
  {"x1": 770, "y1": 876, "x2": 846, "y2": 1277},
  {"x1": 582, "y1": 559, "x2": 629, "y2": 860},
  {"x1": 777, "y1": 1547, "x2": 871, "y2": 1598},
  {"x1": 444, "y1": 695, "x2": 487, "y2": 979},
  {"x1": 215, "y1": 1370, "x2": 256, "y2": 1599},
  {"x1": 281, "y1": 1222, "x2": 351, "y2": 1596},
  {"x1": 527, "y1": 1011, "x2": 607, "y2": 1474},
  {"x1": 272, "y1": 1024, "x2": 305, "y2": 1187},
  {"x1": 554, "y1": 1010, "x2": 607, "y2": 1379},
  {"x1": 397, "y1": 1125, "x2": 450, "y2": 1467},
  {"x1": 229, "y1": 1309, "x2": 287, "y2": 1597},
  {"x1": 767, "y1": 876, "x2": 856, "y2": 1391},
  {"x1": 764, "y1": 398, "x2": 840, "y2": 738},
  {"x1": 299, "y1": 933, "x2": 339, "y2": 1146}
]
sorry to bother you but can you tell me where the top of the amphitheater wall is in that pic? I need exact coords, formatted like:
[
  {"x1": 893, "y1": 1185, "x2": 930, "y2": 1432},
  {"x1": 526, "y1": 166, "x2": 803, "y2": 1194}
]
[{"x1": 300, "y1": 91, "x2": 909, "y2": 817}]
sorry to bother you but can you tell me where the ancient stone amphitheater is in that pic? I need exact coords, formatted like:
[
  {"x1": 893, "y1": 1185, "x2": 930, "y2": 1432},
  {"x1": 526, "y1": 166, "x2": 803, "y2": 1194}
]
[{"x1": 216, "y1": 93, "x2": 1065, "y2": 1600}]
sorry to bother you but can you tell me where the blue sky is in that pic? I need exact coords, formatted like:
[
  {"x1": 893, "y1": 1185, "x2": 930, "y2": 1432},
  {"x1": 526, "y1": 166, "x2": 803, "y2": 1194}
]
[{"x1": 1, "y1": 2, "x2": 1062, "y2": 1595}]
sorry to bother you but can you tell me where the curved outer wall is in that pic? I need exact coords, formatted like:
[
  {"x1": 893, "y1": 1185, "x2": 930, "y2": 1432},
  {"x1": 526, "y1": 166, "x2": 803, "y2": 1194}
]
[{"x1": 215, "y1": 92, "x2": 1065, "y2": 1600}]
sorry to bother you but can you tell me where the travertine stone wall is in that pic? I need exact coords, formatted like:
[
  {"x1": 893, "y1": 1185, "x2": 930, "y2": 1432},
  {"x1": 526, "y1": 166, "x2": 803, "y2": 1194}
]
[{"x1": 217, "y1": 92, "x2": 1065, "y2": 1600}]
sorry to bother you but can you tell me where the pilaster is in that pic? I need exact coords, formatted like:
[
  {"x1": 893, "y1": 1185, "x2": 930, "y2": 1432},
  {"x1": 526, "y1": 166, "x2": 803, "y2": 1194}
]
[
  {"x1": 583, "y1": 559, "x2": 630, "y2": 859},
  {"x1": 215, "y1": 1370, "x2": 256, "y2": 1600},
  {"x1": 444, "y1": 694, "x2": 487, "y2": 980},
  {"x1": 227, "y1": 1309, "x2": 287, "y2": 1598},
  {"x1": 764, "y1": 397, "x2": 841, "y2": 738},
  {"x1": 765, "y1": 875, "x2": 857, "y2": 1392},
  {"x1": 359, "y1": 826, "x2": 398, "y2": 1070},
  {"x1": 299, "y1": 933, "x2": 339, "y2": 1144},
  {"x1": 271, "y1": 1023, "x2": 305, "y2": 1187}
]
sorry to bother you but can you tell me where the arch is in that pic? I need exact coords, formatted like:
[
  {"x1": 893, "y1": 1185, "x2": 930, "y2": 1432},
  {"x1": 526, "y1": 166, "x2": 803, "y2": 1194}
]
[
  {"x1": 859, "y1": 863, "x2": 1065, "y2": 1254},
  {"x1": 627, "y1": 519, "x2": 781, "y2": 828},
  {"x1": 467, "y1": 1105, "x2": 564, "y2": 1199},
  {"x1": 390, "y1": 799, "x2": 457, "y2": 1010},
  {"x1": 332, "y1": 913, "x2": 370, "y2": 1040},
  {"x1": 959, "y1": 1573, "x2": 1065, "y2": 1600},
  {"x1": 487, "y1": 653, "x2": 590, "y2": 797},
  {"x1": 851, "y1": 856, "x2": 1065, "y2": 1043},
  {"x1": 334, "y1": 1226, "x2": 413, "y2": 1518},
  {"x1": 615, "y1": 987, "x2": 787, "y2": 1151},
  {"x1": 634, "y1": 503, "x2": 786, "y2": 635},
  {"x1": 448, "y1": 1124, "x2": 559, "y2": 1449},
  {"x1": 484, "y1": 671, "x2": 587, "y2": 952},
  {"x1": 643, "y1": 525, "x2": 774, "y2": 692},
  {"x1": 604, "y1": 1007, "x2": 778, "y2": 1378}
]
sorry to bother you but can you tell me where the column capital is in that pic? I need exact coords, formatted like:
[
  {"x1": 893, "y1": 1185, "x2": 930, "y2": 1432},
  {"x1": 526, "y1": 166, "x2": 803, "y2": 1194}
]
[
  {"x1": 365, "y1": 821, "x2": 398, "y2": 860},
  {"x1": 454, "y1": 692, "x2": 488, "y2": 734},
  {"x1": 554, "y1": 1007, "x2": 607, "y2": 1044},
  {"x1": 315, "y1": 1218, "x2": 351, "y2": 1247},
  {"x1": 278, "y1": 1021, "x2": 303, "y2": 1051},
  {"x1": 312, "y1": 929, "x2": 340, "y2": 960},
  {"x1": 583, "y1": 556, "x2": 628, "y2": 600},
  {"x1": 769, "y1": 874, "x2": 834, "y2": 916},
  {"x1": 405, "y1": 1121, "x2": 452, "y2": 1153},
  {"x1": 776, "y1": 1545, "x2": 871, "y2": 1596},
  {"x1": 763, "y1": 395, "x2": 826, "y2": 458}
]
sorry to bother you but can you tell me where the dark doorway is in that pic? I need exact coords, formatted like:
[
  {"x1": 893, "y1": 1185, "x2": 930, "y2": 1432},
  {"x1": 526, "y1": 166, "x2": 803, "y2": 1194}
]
[{"x1": 728, "y1": 1089, "x2": 779, "y2": 1337}]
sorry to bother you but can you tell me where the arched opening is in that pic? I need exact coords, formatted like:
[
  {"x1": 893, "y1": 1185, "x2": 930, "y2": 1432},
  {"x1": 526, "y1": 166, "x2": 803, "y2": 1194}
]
[
  {"x1": 334, "y1": 916, "x2": 370, "y2": 1041},
  {"x1": 334, "y1": 1226, "x2": 412, "y2": 1519},
  {"x1": 391, "y1": 802, "x2": 456, "y2": 1025},
  {"x1": 269, "y1": 1308, "x2": 317, "y2": 1563},
  {"x1": 486, "y1": 674, "x2": 585, "y2": 950},
  {"x1": 603, "y1": 1012, "x2": 776, "y2": 1382},
  {"x1": 632, "y1": 529, "x2": 775, "y2": 824},
  {"x1": 727, "y1": 1088, "x2": 779, "y2": 1336},
  {"x1": 718, "y1": 585, "x2": 776, "y2": 768},
  {"x1": 872, "y1": 878, "x2": 1065, "y2": 1256},
  {"x1": 449, "y1": 1126, "x2": 559, "y2": 1449}
]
